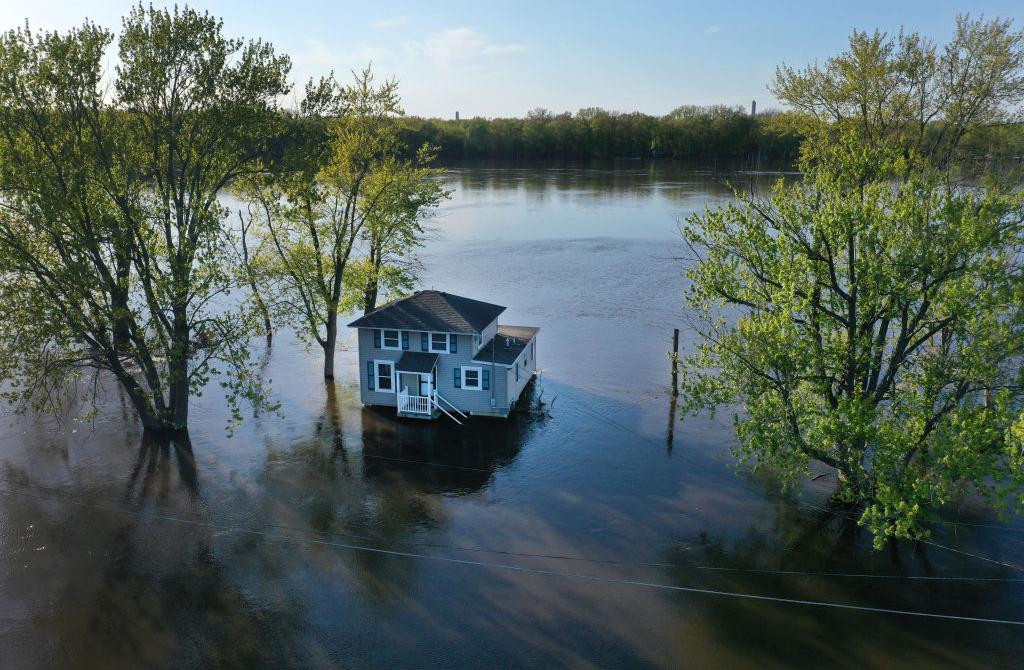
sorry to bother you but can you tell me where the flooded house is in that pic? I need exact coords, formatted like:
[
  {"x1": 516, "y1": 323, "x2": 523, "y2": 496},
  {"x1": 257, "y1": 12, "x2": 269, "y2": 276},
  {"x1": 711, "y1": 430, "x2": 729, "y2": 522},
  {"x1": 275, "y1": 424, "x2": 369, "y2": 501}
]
[{"x1": 348, "y1": 290, "x2": 539, "y2": 422}]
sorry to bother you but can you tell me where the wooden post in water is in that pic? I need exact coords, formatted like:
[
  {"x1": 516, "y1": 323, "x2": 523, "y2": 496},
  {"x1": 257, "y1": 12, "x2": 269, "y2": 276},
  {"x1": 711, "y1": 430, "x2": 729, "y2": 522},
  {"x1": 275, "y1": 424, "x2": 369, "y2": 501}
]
[
  {"x1": 671, "y1": 328, "x2": 679, "y2": 396},
  {"x1": 667, "y1": 394, "x2": 677, "y2": 451},
  {"x1": 667, "y1": 328, "x2": 680, "y2": 451}
]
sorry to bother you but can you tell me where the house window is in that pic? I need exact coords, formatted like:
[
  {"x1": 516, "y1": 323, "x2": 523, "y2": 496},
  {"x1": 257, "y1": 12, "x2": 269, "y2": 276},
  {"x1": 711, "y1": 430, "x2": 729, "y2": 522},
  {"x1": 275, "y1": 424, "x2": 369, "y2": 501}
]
[
  {"x1": 462, "y1": 366, "x2": 482, "y2": 390},
  {"x1": 382, "y1": 329, "x2": 401, "y2": 350},
  {"x1": 375, "y1": 360, "x2": 394, "y2": 393},
  {"x1": 429, "y1": 332, "x2": 450, "y2": 353}
]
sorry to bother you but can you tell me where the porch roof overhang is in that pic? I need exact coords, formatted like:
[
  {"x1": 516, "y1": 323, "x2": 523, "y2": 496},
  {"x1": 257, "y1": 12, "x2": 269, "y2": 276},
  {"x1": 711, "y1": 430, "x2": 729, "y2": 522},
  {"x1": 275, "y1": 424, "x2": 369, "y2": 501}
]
[{"x1": 395, "y1": 351, "x2": 439, "y2": 374}]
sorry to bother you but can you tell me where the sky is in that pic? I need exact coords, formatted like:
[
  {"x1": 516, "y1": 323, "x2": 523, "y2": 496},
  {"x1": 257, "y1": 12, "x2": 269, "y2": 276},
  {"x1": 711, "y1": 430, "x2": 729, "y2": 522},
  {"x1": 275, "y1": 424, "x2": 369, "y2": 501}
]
[{"x1": 1, "y1": 1, "x2": 1021, "y2": 118}]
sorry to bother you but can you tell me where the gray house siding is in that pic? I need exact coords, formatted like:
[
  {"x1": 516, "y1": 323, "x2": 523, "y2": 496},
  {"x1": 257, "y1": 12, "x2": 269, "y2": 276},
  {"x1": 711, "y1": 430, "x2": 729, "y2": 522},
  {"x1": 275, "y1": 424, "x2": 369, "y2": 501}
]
[
  {"x1": 357, "y1": 328, "x2": 403, "y2": 407},
  {"x1": 505, "y1": 336, "x2": 536, "y2": 410},
  {"x1": 356, "y1": 323, "x2": 513, "y2": 416},
  {"x1": 435, "y1": 329, "x2": 509, "y2": 416}
]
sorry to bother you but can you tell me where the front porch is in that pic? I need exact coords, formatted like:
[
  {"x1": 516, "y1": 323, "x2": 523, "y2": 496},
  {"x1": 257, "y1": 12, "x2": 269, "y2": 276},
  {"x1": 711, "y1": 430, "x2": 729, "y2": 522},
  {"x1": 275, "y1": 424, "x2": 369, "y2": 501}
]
[
  {"x1": 394, "y1": 351, "x2": 467, "y2": 424},
  {"x1": 395, "y1": 352, "x2": 439, "y2": 419},
  {"x1": 396, "y1": 387, "x2": 438, "y2": 419}
]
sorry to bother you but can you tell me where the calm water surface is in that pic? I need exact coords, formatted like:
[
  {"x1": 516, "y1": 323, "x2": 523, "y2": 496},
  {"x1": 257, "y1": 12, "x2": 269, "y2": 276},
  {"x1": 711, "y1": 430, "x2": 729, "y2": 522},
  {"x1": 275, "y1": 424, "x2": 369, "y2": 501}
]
[{"x1": 1, "y1": 163, "x2": 1023, "y2": 669}]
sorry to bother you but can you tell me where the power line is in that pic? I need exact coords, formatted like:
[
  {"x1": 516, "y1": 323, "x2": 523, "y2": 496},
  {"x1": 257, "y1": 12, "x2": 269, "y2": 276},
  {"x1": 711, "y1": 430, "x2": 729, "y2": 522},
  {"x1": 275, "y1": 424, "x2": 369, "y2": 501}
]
[
  {"x1": 3, "y1": 485, "x2": 1024, "y2": 626},
  {"x1": 680, "y1": 564, "x2": 1024, "y2": 582},
  {"x1": 919, "y1": 538, "x2": 1022, "y2": 572}
]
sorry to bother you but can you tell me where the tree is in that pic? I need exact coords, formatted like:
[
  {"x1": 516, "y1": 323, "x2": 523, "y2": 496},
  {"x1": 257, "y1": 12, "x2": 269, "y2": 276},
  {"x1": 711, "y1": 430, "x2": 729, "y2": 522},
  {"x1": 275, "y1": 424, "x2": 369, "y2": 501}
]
[
  {"x1": 771, "y1": 14, "x2": 1024, "y2": 168},
  {"x1": 356, "y1": 145, "x2": 450, "y2": 313},
  {"x1": 0, "y1": 5, "x2": 290, "y2": 433},
  {"x1": 679, "y1": 133, "x2": 1024, "y2": 546},
  {"x1": 234, "y1": 205, "x2": 274, "y2": 346},
  {"x1": 250, "y1": 67, "x2": 437, "y2": 379}
]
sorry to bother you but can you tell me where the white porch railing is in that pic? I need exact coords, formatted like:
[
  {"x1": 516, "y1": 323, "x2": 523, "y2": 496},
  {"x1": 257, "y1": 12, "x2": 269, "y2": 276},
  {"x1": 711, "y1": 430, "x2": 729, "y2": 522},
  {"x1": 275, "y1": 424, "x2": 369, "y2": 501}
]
[
  {"x1": 431, "y1": 391, "x2": 466, "y2": 425},
  {"x1": 398, "y1": 388, "x2": 432, "y2": 414}
]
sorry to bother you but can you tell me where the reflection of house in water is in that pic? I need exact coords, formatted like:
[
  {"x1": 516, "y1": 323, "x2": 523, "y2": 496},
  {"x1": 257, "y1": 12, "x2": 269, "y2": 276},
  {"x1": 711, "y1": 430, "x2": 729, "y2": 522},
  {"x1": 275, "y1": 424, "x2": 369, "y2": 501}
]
[{"x1": 358, "y1": 385, "x2": 537, "y2": 495}]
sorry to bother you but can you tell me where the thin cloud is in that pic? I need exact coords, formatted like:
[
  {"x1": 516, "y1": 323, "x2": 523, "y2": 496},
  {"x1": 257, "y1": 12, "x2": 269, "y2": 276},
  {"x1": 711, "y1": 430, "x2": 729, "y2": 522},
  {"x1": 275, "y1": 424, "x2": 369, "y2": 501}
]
[
  {"x1": 373, "y1": 16, "x2": 409, "y2": 29},
  {"x1": 704, "y1": 26, "x2": 721, "y2": 34},
  {"x1": 482, "y1": 43, "x2": 529, "y2": 56},
  {"x1": 293, "y1": 39, "x2": 393, "y2": 66},
  {"x1": 419, "y1": 27, "x2": 528, "y2": 67}
]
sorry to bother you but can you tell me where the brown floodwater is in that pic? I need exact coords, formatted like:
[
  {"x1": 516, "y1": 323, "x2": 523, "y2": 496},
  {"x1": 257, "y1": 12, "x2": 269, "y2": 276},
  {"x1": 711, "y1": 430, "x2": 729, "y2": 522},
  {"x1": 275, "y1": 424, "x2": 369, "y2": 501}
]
[{"x1": 1, "y1": 163, "x2": 1023, "y2": 669}]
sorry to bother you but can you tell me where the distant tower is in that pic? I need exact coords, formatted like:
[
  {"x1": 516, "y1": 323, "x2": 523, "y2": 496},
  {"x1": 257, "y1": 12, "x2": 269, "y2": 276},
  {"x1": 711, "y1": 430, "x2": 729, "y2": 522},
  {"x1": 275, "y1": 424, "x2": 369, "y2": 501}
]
[
  {"x1": 751, "y1": 100, "x2": 757, "y2": 116},
  {"x1": 455, "y1": 110, "x2": 460, "y2": 121}
]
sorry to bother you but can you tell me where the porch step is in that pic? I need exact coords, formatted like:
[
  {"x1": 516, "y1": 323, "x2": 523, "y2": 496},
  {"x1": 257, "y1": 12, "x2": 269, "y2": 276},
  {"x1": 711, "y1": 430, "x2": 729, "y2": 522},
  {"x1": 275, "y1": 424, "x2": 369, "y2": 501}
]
[{"x1": 432, "y1": 391, "x2": 466, "y2": 425}]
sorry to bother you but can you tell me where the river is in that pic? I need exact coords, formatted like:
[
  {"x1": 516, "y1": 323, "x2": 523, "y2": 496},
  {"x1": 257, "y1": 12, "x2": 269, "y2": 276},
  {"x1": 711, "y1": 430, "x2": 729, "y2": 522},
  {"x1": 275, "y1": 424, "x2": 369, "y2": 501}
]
[{"x1": 1, "y1": 163, "x2": 1022, "y2": 669}]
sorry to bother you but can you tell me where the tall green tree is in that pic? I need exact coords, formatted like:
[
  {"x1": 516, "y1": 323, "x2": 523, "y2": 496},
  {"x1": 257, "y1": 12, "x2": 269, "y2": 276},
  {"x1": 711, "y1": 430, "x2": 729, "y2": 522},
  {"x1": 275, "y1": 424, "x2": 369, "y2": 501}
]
[
  {"x1": 771, "y1": 14, "x2": 1024, "y2": 168},
  {"x1": 0, "y1": 5, "x2": 290, "y2": 432},
  {"x1": 249, "y1": 68, "x2": 439, "y2": 379},
  {"x1": 679, "y1": 133, "x2": 1024, "y2": 546},
  {"x1": 356, "y1": 145, "x2": 449, "y2": 314}
]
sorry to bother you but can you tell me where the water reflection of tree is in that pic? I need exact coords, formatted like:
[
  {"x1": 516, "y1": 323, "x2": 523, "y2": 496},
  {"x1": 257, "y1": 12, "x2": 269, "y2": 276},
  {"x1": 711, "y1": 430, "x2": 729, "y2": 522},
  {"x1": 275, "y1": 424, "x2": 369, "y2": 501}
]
[
  {"x1": 254, "y1": 381, "x2": 533, "y2": 606},
  {"x1": 122, "y1": 430, "x2": 200, "y2": 503},
  {"x1": 0, "y1": 435, "x2": 311, "y2": 669},
  {"x1": 451, "y1": 163, "x2": 764, "y2": 203},
  {"x1": 659, "y1": 499, "x2": 1024, "y2": 668}
]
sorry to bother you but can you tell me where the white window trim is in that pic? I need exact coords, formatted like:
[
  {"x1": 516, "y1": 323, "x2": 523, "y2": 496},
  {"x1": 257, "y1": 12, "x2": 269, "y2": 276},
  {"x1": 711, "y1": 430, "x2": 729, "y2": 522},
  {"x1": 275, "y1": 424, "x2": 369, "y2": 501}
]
[
  {"x1": 381, "y1": 329, "x2": 402, "y2": 351},
  {"x1": 374, "y1": 359, "x2": 395, "y2": 393},
  {"x1": 428, "y1": 331, "x2": 451, "y2": 353},
  {"x1": 461, "y1": 365, "x2": 482, "y2": 390}
]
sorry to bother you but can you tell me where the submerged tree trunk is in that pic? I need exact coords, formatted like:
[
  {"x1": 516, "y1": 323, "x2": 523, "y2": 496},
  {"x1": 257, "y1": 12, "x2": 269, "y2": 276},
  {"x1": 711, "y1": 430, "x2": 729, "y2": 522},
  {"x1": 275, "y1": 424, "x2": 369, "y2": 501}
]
[
  {"x1": 323, "y1": 310, "x2": 338, "y2": 379},
  {"x1": 261, "y1": 313, "x2": 272, "y2": 347},
  {"x1": 252, "y1": 288, "x2": 272, "y2": 346},
  {"x1": 114, "y1": 368, "x2": 167, "y2": 432},
  {"x1": 111, "y1": 292, "x2": 131, "y2": 352},
  {"x1": 248, "y1": 274, "x2": 272, "y2": 346},
  {"x1": 166, "y1": 305, "x2": 191, "y2": 431},
  {"x1": 111, "y1": 250, "x2": 132, "y2": 353},
  {"x1": 239, "y1": 210, "x2": 273, "y2": 346},
  {"x1": 169, "y1": 370, "x2": 190, "y2": 430}
]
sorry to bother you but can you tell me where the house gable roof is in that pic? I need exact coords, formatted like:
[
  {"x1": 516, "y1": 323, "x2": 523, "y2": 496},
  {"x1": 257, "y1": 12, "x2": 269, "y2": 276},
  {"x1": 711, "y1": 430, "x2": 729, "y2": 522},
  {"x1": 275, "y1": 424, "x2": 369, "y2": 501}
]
[{"x1": 347, "y1": 290, "x2": 506, "y2": 334}]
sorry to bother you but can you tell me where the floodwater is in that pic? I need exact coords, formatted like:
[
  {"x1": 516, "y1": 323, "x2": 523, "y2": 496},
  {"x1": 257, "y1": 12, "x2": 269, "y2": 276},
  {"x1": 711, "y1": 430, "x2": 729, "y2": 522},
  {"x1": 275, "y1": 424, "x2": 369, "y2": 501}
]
[{"x1": 1, "y1": 163, "x2": 1023, "y2": 669}]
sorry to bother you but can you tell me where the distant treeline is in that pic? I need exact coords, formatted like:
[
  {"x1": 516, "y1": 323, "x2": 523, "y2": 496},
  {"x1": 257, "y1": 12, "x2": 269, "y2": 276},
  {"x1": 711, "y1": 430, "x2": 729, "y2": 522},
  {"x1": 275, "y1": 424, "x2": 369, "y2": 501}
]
[
  {"x1": 267, "y1": 104, "x2": 1024, "y2": 167},
  {"x1": 394, "y1": 105, "x2": 805, "y2": 163}
]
